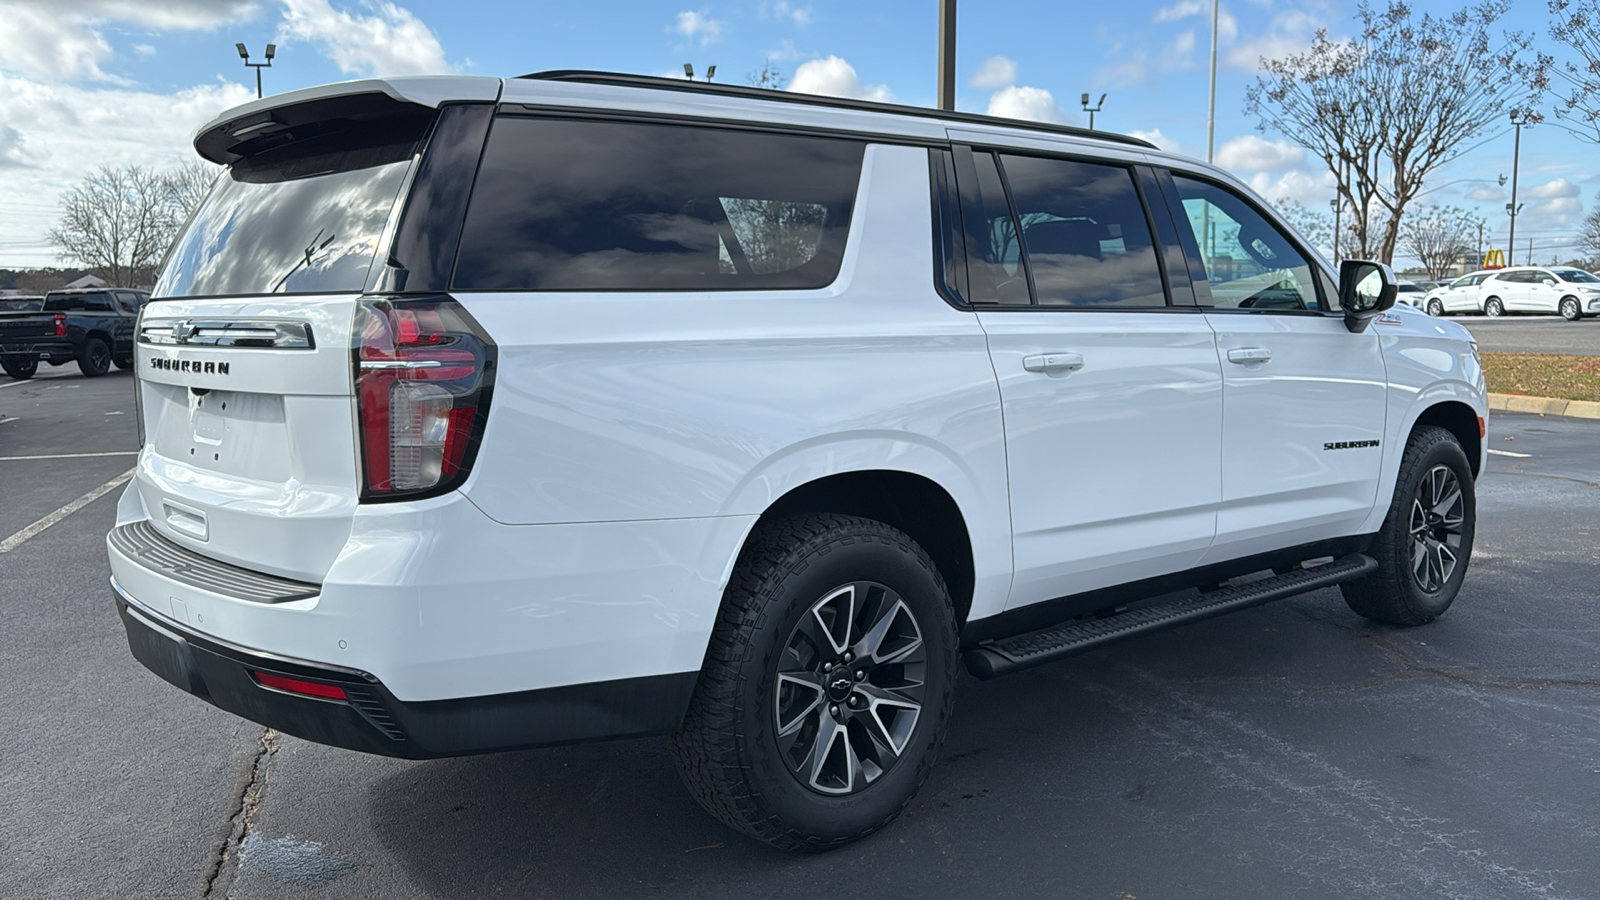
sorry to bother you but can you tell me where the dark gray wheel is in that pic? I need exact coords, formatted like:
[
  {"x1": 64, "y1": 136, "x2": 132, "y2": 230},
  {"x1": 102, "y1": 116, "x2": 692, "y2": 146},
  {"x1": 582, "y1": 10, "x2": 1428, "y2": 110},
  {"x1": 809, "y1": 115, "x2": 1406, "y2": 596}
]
[
  {"x1": 112, "y1": 354, "x2": 134, "y2": 370},
  {"x1": 2, "y1": 359, "x2": 37, "y2": 380},
  {"x1": 1560, "y1": 297, "x2": 1582, "y2": 321},
  {"x1": 1342, "y1": 426, "x2": 1475, "y2": 626},
  {"x1": 671, "y1": 512, "x2": 958, "y2": 851},
  {"x1": 1426, "y1": 299, "x2": 1444, "y2": 317},
  {"x1": 1483, "y1": 297, "x2": 1504, "y2": 317},
  {"x1": 79, "y1": 337, "x2": 111, "y2": 377}
]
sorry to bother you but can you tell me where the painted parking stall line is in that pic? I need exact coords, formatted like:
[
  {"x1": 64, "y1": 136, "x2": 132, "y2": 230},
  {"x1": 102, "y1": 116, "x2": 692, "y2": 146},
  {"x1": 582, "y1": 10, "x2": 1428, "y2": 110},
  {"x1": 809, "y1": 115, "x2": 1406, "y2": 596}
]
[
  {"x1": 0, "y1": 468, "x2": 135, "y2": 553},
  {"x1": 1487, "y1": 448, "x2": 1532, "y2": 458}
]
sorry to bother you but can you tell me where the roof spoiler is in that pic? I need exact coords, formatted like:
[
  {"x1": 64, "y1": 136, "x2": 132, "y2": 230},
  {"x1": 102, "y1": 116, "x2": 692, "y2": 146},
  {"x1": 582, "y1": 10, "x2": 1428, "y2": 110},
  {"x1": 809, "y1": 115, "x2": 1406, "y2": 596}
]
[{"x1": 193, "y1": 76, "x2": 502, "y2": 164}]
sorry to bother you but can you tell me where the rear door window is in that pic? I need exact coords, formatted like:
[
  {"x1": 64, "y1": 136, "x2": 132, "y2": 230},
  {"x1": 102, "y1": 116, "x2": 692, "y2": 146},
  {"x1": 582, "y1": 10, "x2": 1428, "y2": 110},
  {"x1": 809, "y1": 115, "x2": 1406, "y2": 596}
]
[{"x1": 452, "y1": 118, "x2": 864, "y2": 292}]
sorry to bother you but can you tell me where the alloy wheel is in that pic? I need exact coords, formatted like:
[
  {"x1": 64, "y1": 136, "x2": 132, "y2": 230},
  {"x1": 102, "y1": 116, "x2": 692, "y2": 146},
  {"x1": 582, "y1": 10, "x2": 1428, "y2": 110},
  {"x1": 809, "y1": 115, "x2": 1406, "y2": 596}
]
[
  {"x1": 1485, "y1": 298, "x2": 1503, "y2": 317},
  {"x1": 1561, "y1": 298, "x2": 1580, "y2": 320},
  {"x1": 1409, "y1": 464, "x2": 1465, "y2": 593},
  {"x1": 773, "y1": 581, "x2": 926, "y2": 795}
]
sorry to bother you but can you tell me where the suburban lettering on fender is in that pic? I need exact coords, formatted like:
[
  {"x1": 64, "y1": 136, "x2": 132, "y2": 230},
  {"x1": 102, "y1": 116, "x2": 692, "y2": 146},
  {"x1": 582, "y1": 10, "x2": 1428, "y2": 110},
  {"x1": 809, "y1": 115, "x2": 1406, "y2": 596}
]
[
  {"x1": 1324, "y1": 439, "x2": 1380, "y2": 451},
  {"x1": 149, "y1": 358, "x2": 229, "y2": 375}
]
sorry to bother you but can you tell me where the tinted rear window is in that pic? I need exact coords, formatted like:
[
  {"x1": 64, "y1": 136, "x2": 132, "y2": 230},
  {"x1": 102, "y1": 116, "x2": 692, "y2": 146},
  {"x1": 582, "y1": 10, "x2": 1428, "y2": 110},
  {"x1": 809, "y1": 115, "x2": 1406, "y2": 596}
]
[
  {"x1": 452, "y1": 117, "x2": 864, "y2": 291},
  {"x1": 44, "y1": 292, "x2": 112, "y2": 312},
  {"x1": 154, "y1": 137, "x2": 417, "y2": 298}
]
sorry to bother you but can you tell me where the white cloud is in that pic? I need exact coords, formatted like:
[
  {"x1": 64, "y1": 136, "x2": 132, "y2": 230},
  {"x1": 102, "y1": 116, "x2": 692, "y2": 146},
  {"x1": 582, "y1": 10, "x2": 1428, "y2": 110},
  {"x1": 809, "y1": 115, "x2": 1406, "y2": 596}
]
[
  {"x1": 0, "y1": 73, "x2": 253, "y2": 265},
  {"x1": 1165, "y1": 29, "x2": 1197, "y2": 67},
  {"x1": 132, "y1": 44, "x2": 157, "y2": 58},
  {"x1": 1095, "y1": 46, "x2": 1149, "y2": 88},
  {"x1": 1469, "y1": 186, "x2": 1506, "y2": 203},
  {"x1": 1128, "y1": 128, "x2": 1186, "y2": 154},
  {"x1": 672, "y1": 10, "x2": 724, "y2": 47},
  {"x1": 1245, "y1": 168, "x2": 1334, "y2": 206},
  {"x1": 1524, "y1": 178, "x2": 1581, "y2": 200},
  {"x1": 970, "y1": 56, "x2": 1017, "y2": 89},
  {"x1": 1155, "y1": 0, "x2": 1204, "y2": 22},
  {"x1": 0, "y1": 0, "x2": 256, "y2": 82},
  {"x1": 1216, "y1": 135, "x2": 1305, "y2": 171},
  {"x1": 789, "y1": 56, "x2": 892, "y2": 103},
  {"x1": 986, "y1": 86, "x2": 1071, "y2": 125},
  {"x1": 766, "y1": 39, "x2": 805, "y2": 62},
  {"x1": 769, "y1": 1, "x2": 812, "y2": 25},
  {"x1": 279, "y1": 0, "x2": 452, "y2": 76},
  {"x1": 1226, "y1": 9, "x2": 1319, "y2": 72}
]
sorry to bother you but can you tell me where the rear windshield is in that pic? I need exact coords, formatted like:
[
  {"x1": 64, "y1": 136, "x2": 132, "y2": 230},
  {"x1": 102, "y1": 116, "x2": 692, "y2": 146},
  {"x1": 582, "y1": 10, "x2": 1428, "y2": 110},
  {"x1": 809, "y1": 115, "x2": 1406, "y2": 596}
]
[
  {"x1": 154, "y1": 138, "x2": 416, "y2": 299},
  {"x1": 44, "y1": 292, "x2": 113, "y2": 312}
]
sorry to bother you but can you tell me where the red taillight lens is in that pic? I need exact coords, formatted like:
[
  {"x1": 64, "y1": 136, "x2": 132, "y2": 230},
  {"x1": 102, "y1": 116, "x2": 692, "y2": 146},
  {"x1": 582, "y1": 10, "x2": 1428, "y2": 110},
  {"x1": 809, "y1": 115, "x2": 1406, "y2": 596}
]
[
  {"x1": 354, "y1": 297, "x2": 495, "y2": 501},
  {"x1": 252, "y1": 671, "x2": 348, "y2": 701},
  {"x1": 54, "y1": 314, "x2": 66, "y2": 337}
]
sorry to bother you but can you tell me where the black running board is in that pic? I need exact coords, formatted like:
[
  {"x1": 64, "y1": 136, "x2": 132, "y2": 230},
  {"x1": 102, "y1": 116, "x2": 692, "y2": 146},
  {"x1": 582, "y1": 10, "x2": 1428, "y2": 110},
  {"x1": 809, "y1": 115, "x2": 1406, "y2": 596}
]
[{"x1": 964, "y1": 553, "x2": 1378, "y2": 679}]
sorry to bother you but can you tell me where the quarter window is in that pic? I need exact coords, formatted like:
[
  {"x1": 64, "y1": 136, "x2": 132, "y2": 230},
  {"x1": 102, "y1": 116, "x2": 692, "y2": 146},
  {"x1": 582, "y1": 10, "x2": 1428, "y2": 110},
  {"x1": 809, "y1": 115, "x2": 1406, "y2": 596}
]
[
  {"x1": 1171, "y1": 175, "x2": 1320, "y2": 311},
  {"x1": 452, "y1": 118, "x2": 864, "y2": 292},
  {"x1": 998, "y1": 154, "x2": 1167, "y2": 307}
]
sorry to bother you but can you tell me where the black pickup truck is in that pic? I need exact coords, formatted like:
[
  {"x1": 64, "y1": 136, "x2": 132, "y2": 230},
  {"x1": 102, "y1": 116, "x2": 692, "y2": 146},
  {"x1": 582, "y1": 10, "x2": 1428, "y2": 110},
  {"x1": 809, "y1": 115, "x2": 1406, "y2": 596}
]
[{"x1": 0, "y1": 287, "x2": 146, "y2": 379}]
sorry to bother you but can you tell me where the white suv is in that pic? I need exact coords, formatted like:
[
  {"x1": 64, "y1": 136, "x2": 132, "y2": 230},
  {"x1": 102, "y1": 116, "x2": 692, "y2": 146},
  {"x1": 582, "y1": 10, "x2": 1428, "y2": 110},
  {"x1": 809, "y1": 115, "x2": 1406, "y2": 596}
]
[
  {"x1": 109, "y1": 72, "x2": 1487, "y2": 851},
  {"x1": 1479, "y1": 266, "x2": 1600, "y2": 319}
]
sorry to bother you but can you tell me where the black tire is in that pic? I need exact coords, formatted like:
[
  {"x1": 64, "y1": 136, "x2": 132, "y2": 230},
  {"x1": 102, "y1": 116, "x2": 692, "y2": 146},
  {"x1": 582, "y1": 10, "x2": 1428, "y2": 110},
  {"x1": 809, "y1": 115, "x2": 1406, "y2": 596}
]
[
  {"x1": 1483, "y1": 297, "x2": 1504, "y2": 317},
  {"x1": 1342, "y1": 425, "x2": 1475, "y2": 626},
  {"x1": 1426, "y1": 299, "x2": 1444, "y2": 317},
  {"x1": 1560, "y1": 297, "x2": 1582, "y2": 321},
  {"x1": 112, "y1": 355, "x2": 134, "y2": 370},
  {"x1": 2, "y1": 359, "x2": 37, "y2": 380},
  {"x1": 671, "y1": 512, "x2": 959, "y2": 852},
  {"x1": 78, "y1": 337, "x2": 111, "y2": 377}
]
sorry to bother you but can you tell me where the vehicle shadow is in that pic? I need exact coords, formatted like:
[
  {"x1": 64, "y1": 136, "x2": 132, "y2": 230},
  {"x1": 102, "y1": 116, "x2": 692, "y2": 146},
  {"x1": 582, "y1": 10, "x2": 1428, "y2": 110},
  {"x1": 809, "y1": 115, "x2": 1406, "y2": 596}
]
[{"x1": 363, "y1": 594, "x2": 1383, "y2": 899}]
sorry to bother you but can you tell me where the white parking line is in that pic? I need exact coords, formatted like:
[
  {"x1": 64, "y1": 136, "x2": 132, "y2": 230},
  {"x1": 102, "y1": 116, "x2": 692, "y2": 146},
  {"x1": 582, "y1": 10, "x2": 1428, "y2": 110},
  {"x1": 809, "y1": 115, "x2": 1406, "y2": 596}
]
[
  {"x1": 0, "y1": 451, "x2": 139, "y2": 461},
  {"x1": 0, "y1": 468, "x2": 135, "y2": 553},
  {"x1": 1487, "y1": 448, "x2": 1532, "y2": 458}
]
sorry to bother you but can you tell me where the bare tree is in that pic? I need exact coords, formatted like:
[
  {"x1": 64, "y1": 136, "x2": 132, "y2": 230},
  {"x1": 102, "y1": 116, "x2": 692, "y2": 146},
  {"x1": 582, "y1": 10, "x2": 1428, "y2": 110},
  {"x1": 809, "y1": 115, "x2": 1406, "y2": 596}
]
[
  {"x1": 746, "y1": 59, "x2": 786, "y2": 89},
  {"x1": 47, "y1": 165, "x2": 179, "y2": 287},
  {"x1": 1547, "y1": 0, "x2": 1600, "y2": 142},
  {"x1": 1246, "y1": 1, "x2": 1543, "y2": 264},
  {"x1": 1274, "y1": 198, "x2": 1335, "y2": 259},
  {"x1": 1580, "y1": 194, "x2": 1600, "y2": 260},
  {"x1": 1403, "y1": 206, "x2": 1484, "y2": 280},
  {"x1": 161, "y1": 160, "x2": 220, "y2": 223}
]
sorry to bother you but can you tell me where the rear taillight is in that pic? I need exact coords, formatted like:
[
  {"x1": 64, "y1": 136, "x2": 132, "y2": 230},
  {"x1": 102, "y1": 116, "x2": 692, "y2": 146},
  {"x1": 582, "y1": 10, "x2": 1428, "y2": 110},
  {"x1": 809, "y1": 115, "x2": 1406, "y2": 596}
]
[
  {"x1": 353, "y1": 296, "x2": 495, "y2": 501},
  {"x1": 53, "y1": 314, "x2": 65, "y2": 337}
]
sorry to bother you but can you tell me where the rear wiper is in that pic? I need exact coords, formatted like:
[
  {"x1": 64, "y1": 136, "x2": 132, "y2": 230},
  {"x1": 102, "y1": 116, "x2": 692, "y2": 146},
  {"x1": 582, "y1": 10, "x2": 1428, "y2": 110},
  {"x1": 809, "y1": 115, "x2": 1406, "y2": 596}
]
[{"x1": 271, "y1": 228, "x2": 338, "y2": 293}]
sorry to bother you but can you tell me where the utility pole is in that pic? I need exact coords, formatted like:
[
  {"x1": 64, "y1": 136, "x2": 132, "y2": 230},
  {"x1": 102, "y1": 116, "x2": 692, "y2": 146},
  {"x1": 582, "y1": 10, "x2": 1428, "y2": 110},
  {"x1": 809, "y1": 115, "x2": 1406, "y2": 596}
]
[
  {"x1": 1330, "y1": 198, "x2": 1341, "y2": 264},
  {"x1": 937, "y1": 0, "x2": 956, "y2": 111},
  {"x1": 1206, "y1": 0, "x2": 1219, "y2": 162},
  {"x1": 1527, "y1": 237, "x2": 1533, "y2": 266},
  {"x1": 1507, "y1": 108, "x2": 1528, "y2": 265},
  {"x1": 1477, "y1": 221, "x2": 1484, "y2": 270},
  {"x1": 236, "y1": 43, "x2": 275, "y2": 99},
  {"x1": 1081, "y1": 93, "x2": 1106, "y2": 130}
]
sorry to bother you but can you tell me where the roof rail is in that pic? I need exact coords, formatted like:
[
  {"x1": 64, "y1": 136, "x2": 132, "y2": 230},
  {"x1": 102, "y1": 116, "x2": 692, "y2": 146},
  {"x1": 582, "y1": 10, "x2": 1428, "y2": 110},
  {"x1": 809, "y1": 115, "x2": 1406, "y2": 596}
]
[{"x1": 515, "y1": 70, "x2": 1158, "y2": 151}]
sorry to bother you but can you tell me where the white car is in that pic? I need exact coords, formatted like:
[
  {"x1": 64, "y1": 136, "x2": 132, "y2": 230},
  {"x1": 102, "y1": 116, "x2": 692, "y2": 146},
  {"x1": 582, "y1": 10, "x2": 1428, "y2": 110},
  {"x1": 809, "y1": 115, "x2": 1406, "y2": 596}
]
[
  {"x1": 1479, "y1": 266, "x2": 1600, "y2": 320},
  {"x1": 1394, "y1": 281, "x2": 1429, "y2": 308},
  {"x1": 1423, "y1": 270, "x2": 1497, "y2": 316},
  {"x1": 108, "y1": 73, "x2": 1487, "y2": 851}
]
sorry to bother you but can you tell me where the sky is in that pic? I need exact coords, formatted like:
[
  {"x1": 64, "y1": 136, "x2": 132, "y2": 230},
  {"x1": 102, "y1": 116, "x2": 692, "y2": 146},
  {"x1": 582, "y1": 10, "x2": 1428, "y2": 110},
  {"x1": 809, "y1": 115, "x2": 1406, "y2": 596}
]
[{"x1": 0, "y1": 0, "x2": 1593, "y2": 270}]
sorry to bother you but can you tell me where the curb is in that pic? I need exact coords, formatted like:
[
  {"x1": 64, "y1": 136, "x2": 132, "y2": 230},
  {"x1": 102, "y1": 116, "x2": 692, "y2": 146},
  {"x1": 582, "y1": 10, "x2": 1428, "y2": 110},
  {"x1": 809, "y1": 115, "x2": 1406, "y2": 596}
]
[{"x1": 1488, "y1": 393, "x2": 1600, "y2": 420}]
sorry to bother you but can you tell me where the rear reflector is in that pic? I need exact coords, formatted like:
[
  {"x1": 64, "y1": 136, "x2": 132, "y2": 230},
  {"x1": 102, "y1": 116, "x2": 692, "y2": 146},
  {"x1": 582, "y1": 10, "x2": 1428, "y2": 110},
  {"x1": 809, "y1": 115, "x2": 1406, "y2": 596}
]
[{"x1": 252, "y1": 670, "x2": 348, "y2": 701}]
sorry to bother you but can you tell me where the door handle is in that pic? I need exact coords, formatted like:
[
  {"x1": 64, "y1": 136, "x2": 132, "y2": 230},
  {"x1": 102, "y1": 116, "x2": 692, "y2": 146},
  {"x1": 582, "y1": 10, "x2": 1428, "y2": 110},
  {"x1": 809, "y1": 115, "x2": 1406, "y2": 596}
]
[
  {"x1": 1226, "y1": 348, "x2": 1272, "y2": 364},
  {"x1": 1022, "y1": 352, "x2": 1085, "y2": 374}
]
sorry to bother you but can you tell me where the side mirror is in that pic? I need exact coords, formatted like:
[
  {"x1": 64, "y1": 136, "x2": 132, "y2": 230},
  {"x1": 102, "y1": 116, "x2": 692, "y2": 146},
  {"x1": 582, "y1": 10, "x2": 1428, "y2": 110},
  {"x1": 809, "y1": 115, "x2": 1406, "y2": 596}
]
[{"x1": 1338, "y1": 259, "x2": 1397, "y2": 333}]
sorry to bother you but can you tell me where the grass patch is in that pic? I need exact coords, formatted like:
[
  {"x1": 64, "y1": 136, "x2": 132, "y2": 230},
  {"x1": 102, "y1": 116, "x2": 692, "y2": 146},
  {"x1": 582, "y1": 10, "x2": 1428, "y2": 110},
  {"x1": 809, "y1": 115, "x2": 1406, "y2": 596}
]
[{"x1": 1481, "y1": 352, "x2": 1600, "y2": 402}]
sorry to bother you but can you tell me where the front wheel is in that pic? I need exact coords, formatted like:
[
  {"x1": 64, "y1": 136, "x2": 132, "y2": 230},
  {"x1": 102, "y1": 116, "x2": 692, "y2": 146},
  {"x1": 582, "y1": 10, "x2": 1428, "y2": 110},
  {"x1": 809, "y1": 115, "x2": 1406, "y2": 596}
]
[
  {"x1": 78, "y1": 338, "x2": 111, "y2": 377},
  {"x1": 1483, "y1": 297, "x2": 1504, "y2": 317},
  {"x1": 1426, "y1": 299, "x2": 1444, "y2": 317},
  {"x1": 671, "y1": 513, "x2": 958, "y2": 851},
  {"x1": 2, "y1": 359, "x2": 37, "y2": 380},
  {"x1": 1560, "y1": 297, "x2": 1582, "y2": 321},
  {"x1": 1342, "y1": 426, "x2": 1475, "y2": 626}
]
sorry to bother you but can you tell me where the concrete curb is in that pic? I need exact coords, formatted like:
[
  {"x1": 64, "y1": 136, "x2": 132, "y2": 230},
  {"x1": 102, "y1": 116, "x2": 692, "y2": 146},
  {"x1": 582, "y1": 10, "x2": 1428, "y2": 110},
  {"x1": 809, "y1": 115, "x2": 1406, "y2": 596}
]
[{"x1": 1488, "y1": 393, "x2": 1600, "y2": 419}]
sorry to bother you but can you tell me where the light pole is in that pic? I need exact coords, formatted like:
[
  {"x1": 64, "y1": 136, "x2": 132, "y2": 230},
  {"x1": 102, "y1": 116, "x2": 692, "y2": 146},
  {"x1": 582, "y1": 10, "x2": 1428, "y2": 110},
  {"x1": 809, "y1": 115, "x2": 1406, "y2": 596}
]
[
  {"x1": 1507, "y1": 108, "x2": 1529, "y2": 266},
  {"x1": 1081, "y1": 93, "x2": 1106, "y2": 130},
  {"x1": 1206, "y1": 0, "x2": 1219, "y2": 162},
  {"x1": 236, "y1": 43, "x2": 274, "y2": 99},
  {"x1": 1330, "y1": 197, "x2": 1341, "y2": 264},
  {"x1": 681, "y1": 64, "x2": 717, "y2": 82},
  {"x1": 938, "y1": 0, "x2": 956, "y2": 111}
]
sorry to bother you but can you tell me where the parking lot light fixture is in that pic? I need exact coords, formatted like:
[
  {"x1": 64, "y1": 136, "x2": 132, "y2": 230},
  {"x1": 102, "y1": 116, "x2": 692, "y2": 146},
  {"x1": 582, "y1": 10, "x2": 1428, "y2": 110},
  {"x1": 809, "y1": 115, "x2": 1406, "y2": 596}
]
[
  {"x1": 1081, "y1": 92, "x2": 1106, "y2": 130},
  {"x1": 238, "y1": 42, "x2": 274, "y2": 99}
]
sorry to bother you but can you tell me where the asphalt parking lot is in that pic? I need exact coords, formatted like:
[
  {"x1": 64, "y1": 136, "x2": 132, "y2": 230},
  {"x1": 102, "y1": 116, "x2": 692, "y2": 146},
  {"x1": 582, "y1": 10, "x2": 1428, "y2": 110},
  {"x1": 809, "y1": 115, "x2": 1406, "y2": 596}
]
[
  {"x1": 1450, "y1": 313, "x2": 1600, "y2": 356},
  {"x1": 2, "y1": 366, "x2": 1598, "y2": 900}
]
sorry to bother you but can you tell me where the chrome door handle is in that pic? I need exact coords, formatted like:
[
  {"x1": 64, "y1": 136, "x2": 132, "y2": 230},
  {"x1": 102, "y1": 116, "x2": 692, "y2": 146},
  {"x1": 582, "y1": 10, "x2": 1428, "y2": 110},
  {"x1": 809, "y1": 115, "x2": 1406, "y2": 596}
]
[
  {"x1": 1022, "y1": 352, "x2": 1085, "y2": 374},
  {"x1": 1226, "y1": 348, "x2": 1272, "y2": 364}
]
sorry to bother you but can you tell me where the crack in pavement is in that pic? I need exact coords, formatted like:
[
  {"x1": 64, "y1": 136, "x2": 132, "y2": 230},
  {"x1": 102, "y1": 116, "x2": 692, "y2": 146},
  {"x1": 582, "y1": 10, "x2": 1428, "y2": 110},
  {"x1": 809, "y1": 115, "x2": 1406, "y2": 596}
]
[
  {"x1": 202, "y1": 728, "x2": 279, "y2": 900},
  {"x1": 1359, "y1": 631, "x2": 1600, "y2": 692}
]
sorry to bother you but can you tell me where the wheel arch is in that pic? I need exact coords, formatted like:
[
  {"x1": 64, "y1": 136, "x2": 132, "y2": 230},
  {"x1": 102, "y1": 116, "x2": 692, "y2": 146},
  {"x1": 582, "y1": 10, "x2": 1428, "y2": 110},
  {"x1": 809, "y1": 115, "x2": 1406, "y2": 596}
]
[{"x1": 1412, "y1": 400, "x2": 1482, "y2": 478}]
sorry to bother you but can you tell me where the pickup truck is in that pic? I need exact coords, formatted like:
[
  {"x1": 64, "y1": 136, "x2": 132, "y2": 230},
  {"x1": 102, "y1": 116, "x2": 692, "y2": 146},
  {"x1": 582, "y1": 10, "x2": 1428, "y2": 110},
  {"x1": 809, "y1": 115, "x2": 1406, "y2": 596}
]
[{"x1": 0, "y1": 287, "x2": 146, "y2": 379}]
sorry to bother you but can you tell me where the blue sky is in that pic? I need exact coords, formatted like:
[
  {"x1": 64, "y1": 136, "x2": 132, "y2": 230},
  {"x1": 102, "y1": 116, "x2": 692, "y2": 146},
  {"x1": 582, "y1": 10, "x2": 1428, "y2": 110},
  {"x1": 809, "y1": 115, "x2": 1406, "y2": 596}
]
[{"x1": 0, "y1": 0, "x2": 1593, "y2": 269}]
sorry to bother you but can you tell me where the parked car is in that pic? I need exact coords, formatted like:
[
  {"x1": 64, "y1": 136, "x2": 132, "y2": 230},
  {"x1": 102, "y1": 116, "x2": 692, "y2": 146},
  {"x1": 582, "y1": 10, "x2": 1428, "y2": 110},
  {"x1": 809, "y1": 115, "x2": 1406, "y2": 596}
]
[
  {"x1": 1423, "y1": 271, "x2": 1496, "y2": 316},
  {"x1": 0, "y1": 295, "x2": 43, "y2": 312},
  {"x1": 1479, "y1": 266, "x2": 1600, "y2": 320},
  {"x1": 109, "y1": 72, "x2": 1486, "y2": 851},
  {"x1": 1394, "y1": 281, "x2": 1429, "y2": 308},
  {"x1": 0, "y1": 287, "x2": 145, "y2": 379}
]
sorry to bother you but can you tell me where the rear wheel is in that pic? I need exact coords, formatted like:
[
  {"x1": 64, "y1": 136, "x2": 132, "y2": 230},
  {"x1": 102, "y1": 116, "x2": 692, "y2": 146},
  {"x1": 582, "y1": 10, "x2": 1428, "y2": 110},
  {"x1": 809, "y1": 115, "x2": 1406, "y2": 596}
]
[
  {"x1": 78, "y1": 338, "x2": 111, "y2": 377},
  {"x1": 1342, "y1": 426, "x2": 1475, "y2": 626},
  {"x1": 2, "y1": 359, "x2": 37, "y2": 380},
  {"x1": 671, "y1": 512, "x2": 958, "y2": 851},
  {"x1": 1426, "y1": 299, "x2": 1444, "y2": 317},
  {"x1": 1560, "y1": 297, "x2": 1582, "y2": 321},
  {"x1": 112, "y1": 354, "x2": 134, "y2": 370},
  {"x1": 1483, "y1": 297, "x2": 1504, "y2": 317}
]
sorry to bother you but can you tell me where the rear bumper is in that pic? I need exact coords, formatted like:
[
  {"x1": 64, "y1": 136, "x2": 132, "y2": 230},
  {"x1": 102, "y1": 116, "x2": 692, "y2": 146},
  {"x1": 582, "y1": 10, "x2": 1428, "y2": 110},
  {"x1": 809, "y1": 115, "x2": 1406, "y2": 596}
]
[
  {"x1": 115, "y1": 584, "x2": 697, "y2": 758},
  {"x1": 0, "y1": 339, "x2": 73, "y2": 362}
]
